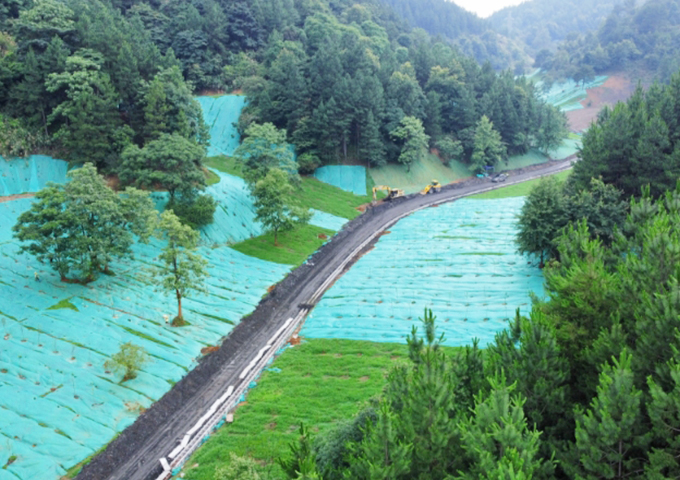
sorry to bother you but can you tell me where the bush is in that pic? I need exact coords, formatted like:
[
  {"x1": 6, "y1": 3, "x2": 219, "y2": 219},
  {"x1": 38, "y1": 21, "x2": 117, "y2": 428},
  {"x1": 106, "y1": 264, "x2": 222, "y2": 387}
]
[
  {"x1": 167, "y1": 194, "x2": 217, "y2": 229},
  {"x1": 215, "y1": 453, "x2": 261, "y2": 480},
  {"x1": 0, "y1": 114, "x2": 49, "y2": 158},
  {"x1": 297, "y1": 152, "x2": 321, "y2": 174},
  {"x1": 105, "y1": 342, "x2": 149, "y2": 382}
]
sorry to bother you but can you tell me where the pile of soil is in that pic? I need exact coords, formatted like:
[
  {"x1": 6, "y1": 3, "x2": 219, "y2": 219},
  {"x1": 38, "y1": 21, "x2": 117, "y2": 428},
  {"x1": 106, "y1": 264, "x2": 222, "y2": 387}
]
[{"x1": 566, "y1": 74, "x2": 637, "y2": 132}]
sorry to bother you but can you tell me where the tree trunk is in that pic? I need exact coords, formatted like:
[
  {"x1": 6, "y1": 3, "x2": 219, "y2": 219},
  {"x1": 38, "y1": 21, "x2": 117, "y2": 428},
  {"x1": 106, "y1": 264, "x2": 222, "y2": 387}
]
[
  {"x1": 274, "y1": 229, "x2": 279, "y2": 247},
  {"x1": 41, "y1": 107, "x2": 48, "y2": 137},
  {"x1": 176, "y1": 289, "x2": 183, "y2": 320}
]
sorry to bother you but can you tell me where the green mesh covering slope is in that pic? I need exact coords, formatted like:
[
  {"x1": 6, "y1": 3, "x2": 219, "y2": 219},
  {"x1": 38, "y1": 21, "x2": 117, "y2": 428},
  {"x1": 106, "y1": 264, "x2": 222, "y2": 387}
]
[
  {"x1": 302, "y1": 197, "x2": 543, "y2": 347},
  {"x1": 196, "y1": 95, "x2": 247, "y2": 157},
  {"x1": 539, "y1": 76, "x2": 608, "y2": 111},
  {"x1": 201, "y1": 170, "x2": 346, "y2": 245},
  {"x1": 313, "y1": 166, "x2": 367, "y2": 196},
  {"x1": 0, "y1": 156, "x2": 68, "y2": 196}
]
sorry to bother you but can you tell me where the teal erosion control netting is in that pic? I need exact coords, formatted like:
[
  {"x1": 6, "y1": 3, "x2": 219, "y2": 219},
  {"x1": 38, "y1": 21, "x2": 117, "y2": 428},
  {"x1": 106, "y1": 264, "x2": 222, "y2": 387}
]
[
  {"x1": 199, "y1": 170, "x2": 347, "y2": 245},
  {"x1": 0, "y1": 155, "x2": 68, "y2": 196},
  {"x1": 302, "y1": 197, "x2": 544, "y2": 348},
  {"x1": 196, "y1": 95, "x2": 247, "y2": 157},
  {"x1": 313, "y1": 166, "x2": 367, "y2": 196},
  {"x1": 539, "y1": 76, "x2": 608, "y2": 112},
  {"x1": 0, "y1": 197, "x2": 290, "y2": 479}
]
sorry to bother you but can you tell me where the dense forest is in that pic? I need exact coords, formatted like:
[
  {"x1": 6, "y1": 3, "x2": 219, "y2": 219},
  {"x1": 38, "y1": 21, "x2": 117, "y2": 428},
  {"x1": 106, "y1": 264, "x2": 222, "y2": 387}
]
[
  {"x1": 537, "y1": 0, "x2": 680, "y2": 83},
  {"x1": 379, "y1": 0, "x2": 530, "y2": 72},
  {"x1": 0, "y1": 0, "x2": 565, "y2": 177},
  {"x1": 489, "y1": 0, "x2": 622, "y2": 55}
]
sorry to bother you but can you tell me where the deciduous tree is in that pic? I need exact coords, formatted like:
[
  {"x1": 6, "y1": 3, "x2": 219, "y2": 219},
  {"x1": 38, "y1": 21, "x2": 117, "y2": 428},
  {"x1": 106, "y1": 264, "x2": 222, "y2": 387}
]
[
  {"x1": 252, "y1": 168, "x2": 310, "y2": 246},
  {"x1": 119, "y1": 133, "x2": 207, "y2": 201},
  {"x1": 155, "y1": 210, "x2": 208, "y2": 325},
  {"x1": 390, "y1": 115, "x2": 429, "y2": 172}
]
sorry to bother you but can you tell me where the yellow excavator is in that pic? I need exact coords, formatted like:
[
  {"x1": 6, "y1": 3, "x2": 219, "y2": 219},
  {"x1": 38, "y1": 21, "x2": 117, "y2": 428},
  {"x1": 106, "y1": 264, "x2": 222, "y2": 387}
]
[
  {"x1": 372, "y1": 185, "x2": 404, "y2": 204},
  {"x1": 420, "y1": 180, "x2": 442, "y2": 195}
]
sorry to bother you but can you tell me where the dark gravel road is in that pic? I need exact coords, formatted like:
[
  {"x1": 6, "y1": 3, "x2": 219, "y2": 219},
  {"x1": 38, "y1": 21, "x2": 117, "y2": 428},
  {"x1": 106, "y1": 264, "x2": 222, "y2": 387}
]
[{"x1": 76, "y1": 158, "x2": 572, "y2": 480}]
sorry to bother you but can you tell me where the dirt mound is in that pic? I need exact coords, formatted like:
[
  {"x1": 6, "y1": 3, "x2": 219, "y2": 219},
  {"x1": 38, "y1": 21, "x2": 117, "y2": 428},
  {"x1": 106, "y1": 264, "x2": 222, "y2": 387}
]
[{"x1": 566, "y1": 73, "x2": 637, "y2": 132}]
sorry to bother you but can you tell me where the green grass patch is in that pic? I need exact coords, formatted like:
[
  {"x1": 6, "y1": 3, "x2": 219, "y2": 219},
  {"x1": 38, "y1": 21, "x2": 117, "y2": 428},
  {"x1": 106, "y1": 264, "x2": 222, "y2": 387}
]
[
  {"x1": 231, "y1": 224, "x2": 336, "y2": 266},
  {"x1": 370, "y1": 153, "x2": 470, "y2": 194},
  {"x1": 204, "y1": 168, "x2": 221, "y2": 186},
  {"x1": 181, "y1": 339, "x2": 416, "y2": 480},
  {"x1": 204, "y1": 155, "x2": 243, "y2": 178},
  {"x1": 296, "y1": 177, "x2": 372, "y2": 220},
  {"x1": 46, "y1": 298, "x2": 79, "y2": 312},
  {"x1": 499, "y1": 149, "x2": 549, "y2": 171},
  {"x1": 469, "y1": 169, "x2": 571, "y2": 200}
]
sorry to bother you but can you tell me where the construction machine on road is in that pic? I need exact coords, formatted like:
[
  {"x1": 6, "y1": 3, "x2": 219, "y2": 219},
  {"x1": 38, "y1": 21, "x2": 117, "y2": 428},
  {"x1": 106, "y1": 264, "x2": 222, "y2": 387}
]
[
  {"x1": 372, "y1": 185, "x2": 404, "y2": 204},
  {"x1": 420, "y1": 180, "x2": 442, "y2": 195}
]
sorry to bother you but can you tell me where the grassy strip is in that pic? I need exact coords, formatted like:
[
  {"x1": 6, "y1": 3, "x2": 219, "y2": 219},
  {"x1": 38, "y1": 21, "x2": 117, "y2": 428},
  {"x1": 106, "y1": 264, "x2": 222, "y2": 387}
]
[
  {"x1": 205, "y1": 155, "x2": 242, "y2": 178},
  {"x1": 205, "y1": 168, "x2": 221, "y2": 186},
  {"x1": 205, "y1": 155, "x2": 372, "y2": 220},
  {"x1": 469, "y1": 169, "x2": 571, "y2": 199},
  {"x1": 46, "y1": 298, "x2": 79, "y2": 312},
  {"x1": 181, "y1": 338, "x2": 414, "y2": 480},
  {"x1": 231, "y1": 224, "x2": 336, "y2": 266},
  {"x1": 295, "y1": 177, "x2": 372, "y2": 220}
]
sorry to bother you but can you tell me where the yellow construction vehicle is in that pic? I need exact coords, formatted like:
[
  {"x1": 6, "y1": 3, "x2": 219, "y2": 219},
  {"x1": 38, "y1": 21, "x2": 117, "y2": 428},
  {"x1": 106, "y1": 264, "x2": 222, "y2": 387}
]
[
  {"x1": 420, "y1": 180, "x2": 442, "y2": 195},
  {"x1": 372, "y1": 185, "x2": 404, "y2": 203}
]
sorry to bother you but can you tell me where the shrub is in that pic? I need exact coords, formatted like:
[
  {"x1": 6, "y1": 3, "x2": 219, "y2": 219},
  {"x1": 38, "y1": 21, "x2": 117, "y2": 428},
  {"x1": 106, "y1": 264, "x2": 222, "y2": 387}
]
[
  {"x1": 105, "y1": 342, "x2": 150, "y2": 382},
  {"x1": 215, "y1": 453, "x2": 261, "y2": 480},
  {"x1": 297, "y1": 152, "x2": 321, "y2": 174},
  {"x1": 167, "y1": 194, "x2": 217, "y2": 229}
]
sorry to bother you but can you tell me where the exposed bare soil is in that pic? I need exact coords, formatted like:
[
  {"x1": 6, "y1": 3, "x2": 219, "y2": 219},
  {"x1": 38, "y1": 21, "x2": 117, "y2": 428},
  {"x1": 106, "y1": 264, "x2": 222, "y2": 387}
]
[{"x1": 566, "y1": 73, "x2": 637, "y2": 132}]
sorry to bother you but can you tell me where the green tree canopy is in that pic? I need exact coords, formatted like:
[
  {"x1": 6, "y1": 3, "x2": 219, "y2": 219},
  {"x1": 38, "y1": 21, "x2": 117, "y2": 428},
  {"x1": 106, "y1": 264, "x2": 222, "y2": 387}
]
[
  {"x1": 234, "y1": 122, "x2": 299, "y2": 186},
  {"x1": 470, "y1": 115, "x2": 506, "y2": 174},
  {"x1": 390, "y1": 115, "x2": 429, "y2": 172},
  {"x1": 155, "y1": 210, "x2": 208, "y2": 325},
  {"x1": 251, "y1": 168, "x2": 311, "y2": 245},
  {"x1": 13, "y1": 163, "x2": 156, "y2": 282},
  {"x1": 119, "y1": 133, "x2": 207, "y2": 201}
]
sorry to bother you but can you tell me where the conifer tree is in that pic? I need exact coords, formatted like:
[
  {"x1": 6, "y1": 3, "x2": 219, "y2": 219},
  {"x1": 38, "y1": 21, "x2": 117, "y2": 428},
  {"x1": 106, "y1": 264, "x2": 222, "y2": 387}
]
[{"x1": 572, "y1": 351, "x2": 648, "y2": 480}]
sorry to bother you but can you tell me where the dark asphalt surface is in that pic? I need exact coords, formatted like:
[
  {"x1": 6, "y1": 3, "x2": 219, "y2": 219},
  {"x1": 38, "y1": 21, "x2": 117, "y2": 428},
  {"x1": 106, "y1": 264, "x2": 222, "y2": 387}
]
[{"x1": 76, "y1": 158, "x2": 573, "y2": 480}]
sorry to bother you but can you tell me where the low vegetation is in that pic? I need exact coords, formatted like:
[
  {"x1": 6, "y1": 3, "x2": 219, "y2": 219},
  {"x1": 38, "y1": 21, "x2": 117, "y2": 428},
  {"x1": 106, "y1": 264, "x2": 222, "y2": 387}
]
[
  {"x1": 469, "y1": 169, "x2": 570, "y2": 199},
  {"x1": 181, "y1": 339, "x2": 414, "y2": 480},
  {"x1": 231, "y1": 224, "x2": 336, "y2": 267},
  {"x1": 105, "y1": 342, "x2": 149, "y2": 382}
]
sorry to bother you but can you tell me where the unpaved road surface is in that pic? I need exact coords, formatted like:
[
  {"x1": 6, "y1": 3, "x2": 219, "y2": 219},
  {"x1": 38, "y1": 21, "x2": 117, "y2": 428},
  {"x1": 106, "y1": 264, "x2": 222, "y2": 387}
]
[{"x1": 76, "y1": 158, "x2": 573, "y2": 480}]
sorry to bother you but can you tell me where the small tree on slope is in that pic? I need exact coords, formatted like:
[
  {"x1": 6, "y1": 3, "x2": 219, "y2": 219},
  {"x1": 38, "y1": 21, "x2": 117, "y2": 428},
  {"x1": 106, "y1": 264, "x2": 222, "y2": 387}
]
[
  {"x1": 155, "y1": 210, "x2": 208, "y2": 325},
  {"x1": 252, "y1": 168, "x2": 311, "y2": 246}
]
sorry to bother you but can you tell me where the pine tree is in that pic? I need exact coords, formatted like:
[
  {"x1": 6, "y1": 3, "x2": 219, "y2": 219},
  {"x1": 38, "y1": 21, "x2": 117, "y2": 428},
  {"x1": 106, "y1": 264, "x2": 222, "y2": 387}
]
[
  {"x1": 457, "y1": 375, "x2": 549, "y2": 480},
  {"x1": 343, "y1": 403, "x2": 412, "y2": 480},
  {"x1": 572, "y1": 351, "x2": 648, "y2": 480}
]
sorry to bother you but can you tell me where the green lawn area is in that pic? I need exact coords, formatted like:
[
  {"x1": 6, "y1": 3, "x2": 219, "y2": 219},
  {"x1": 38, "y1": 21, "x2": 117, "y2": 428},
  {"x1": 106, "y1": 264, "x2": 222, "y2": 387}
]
[
  {"x1": 296, "y1": 177, "x2": 372, "y2": 220},
  {"x1": 205, "y1": 155, "x2": 242, "y2": 178},
  {"x1": 231, "y1": 224, "x2": 336, "y2": 266},
  {"x1": 370, "y1": 152, "x2": 471, "y2": 194},
  {"x1": 179, "y1": 339, "x2": 413, "y2": 480},
  {"x1": 469, "y1": 169, "x2": 571, "y2": 199},
  {"x1": 204, "y1": 168, "x2": 220, "y2": 186}
]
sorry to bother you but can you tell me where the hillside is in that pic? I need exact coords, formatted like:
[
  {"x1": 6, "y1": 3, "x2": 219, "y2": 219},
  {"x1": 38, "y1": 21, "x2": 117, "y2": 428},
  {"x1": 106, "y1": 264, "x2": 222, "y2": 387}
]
[
  {"x1": 536, "y1": 0, "x2": 680, "y2": 83},
  {"x1": 489, "y1": 0, "x2": 622, "y2": 54},
  {"x1": 379, "y1": 0, "x2": 531, "y2": 72}
]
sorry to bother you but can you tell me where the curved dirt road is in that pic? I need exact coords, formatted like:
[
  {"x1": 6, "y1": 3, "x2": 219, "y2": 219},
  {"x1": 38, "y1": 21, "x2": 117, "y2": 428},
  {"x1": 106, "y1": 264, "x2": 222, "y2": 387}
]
[{"x1": 76, "y1": 158, "x2": 572, "y2": 480}]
